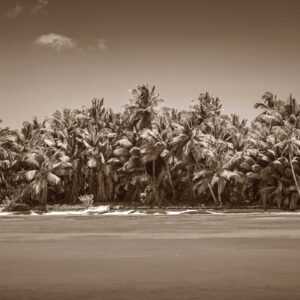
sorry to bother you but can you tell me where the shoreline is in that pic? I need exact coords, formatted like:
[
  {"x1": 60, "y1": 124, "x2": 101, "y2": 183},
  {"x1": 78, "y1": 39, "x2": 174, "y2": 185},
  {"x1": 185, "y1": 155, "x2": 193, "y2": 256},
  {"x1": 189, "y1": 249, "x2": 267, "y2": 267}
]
[{"x1": 1, "y1": 205, "x2": 300, "y2": 217}]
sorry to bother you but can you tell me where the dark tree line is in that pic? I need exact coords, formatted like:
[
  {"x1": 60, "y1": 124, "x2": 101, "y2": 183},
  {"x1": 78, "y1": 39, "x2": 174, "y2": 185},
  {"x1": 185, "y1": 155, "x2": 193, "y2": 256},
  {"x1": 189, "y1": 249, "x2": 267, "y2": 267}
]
[{"x1": 1, "y1": 86, "x2": 300, "y2": 210}]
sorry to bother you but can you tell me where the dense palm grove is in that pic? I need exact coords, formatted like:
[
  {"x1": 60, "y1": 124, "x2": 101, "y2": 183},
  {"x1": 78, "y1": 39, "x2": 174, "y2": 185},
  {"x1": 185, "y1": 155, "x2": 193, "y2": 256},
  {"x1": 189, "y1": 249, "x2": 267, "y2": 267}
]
[{"x1": 1, "y1": 85, "x2": 300, "y2": 211}]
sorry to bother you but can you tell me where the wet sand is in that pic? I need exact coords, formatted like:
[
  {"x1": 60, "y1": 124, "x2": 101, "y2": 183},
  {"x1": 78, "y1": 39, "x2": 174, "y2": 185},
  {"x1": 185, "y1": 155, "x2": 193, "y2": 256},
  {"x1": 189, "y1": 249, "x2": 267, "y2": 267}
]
[{"x1": 1, "y1": 214, "x2": 300, "y2": 300}]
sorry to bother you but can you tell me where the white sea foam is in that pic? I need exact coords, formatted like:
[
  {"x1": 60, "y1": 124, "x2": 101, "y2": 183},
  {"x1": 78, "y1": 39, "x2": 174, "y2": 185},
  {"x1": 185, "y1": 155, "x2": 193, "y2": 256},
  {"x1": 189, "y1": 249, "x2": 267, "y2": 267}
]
[
  {"x1": 0, "y1": 211, "x2": 14, "y2": 216},
  {"x1": 103, "y1": 210, "x2": 135, "y2": 216},
  {"x1": 85, "y1": 206, "x2": 110, "y2": 214},
  {"x1": 30, "y1": 211, "x2": 40, "y2": 216},
  {"x1": 45, "y1": 210, "x2": 87, "y2": 216},
  {"x1": 1, "y1": 205, "x2": 300, "y2": 217},
  {"x1": 45, "y1": 205, "x2": 110, "y2": 216},
  {"x1": 0, "y1": 207, "x2": 12, "y2": 216},
  {"x1": 166, "y1": 210, "x2": 198, "y2": 215},
  {"x1": 129, "y1": 211, "x2": 147, "y2": 216},
  {"x1": 268, "y1": 212, "x2": 300, "y2": 216},
  {"x1": 206, "y1": 210, "x2": 225, "y2": 215}
]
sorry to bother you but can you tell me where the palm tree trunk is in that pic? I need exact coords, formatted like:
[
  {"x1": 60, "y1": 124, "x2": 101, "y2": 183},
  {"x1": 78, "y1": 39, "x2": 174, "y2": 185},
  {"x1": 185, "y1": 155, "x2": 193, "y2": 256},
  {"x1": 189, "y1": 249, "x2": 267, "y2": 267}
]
[
  {"x1": 70, "y1": 167, "x2": 79, "y2": 204},
  {"x1": 290, "y1": 193, "x2": 297, "y2": 211},
  {"x1": 90, "y1": 169, "x2": 98, "y2": 203},
  {"x1": 106, "y1": 174, "x2": 114, "y2": 202},
  {"x1": 217, "y1": 183, "x2": 223, "y2": 207},
  {"x1": 70, "y1": 159, "x2": 82, "y2": 204},
  {"x1": 289, "y1": 152, "x2": 300, "y2": 198},
  {"x1": 41, "y1": 179, "x2": 48, "y2": 212},
  {"x1": 97, "y1": 170, "x2": 106, "y2": 203},
  {"x1": 152, "y1": 160, "x2": 160, "y2": 206},
  {"x1": 166, "y1": 163, "x2": 175, "y2": 201},
  {"x1": 208, "y1": 182, "x2": 218, "y2": 205},
  {"x1": 262, "y1": 193, "x2": 267, "y2": 211},
  {"x1": 187, "y1": 166, "x2": 195, "y2": 202}
]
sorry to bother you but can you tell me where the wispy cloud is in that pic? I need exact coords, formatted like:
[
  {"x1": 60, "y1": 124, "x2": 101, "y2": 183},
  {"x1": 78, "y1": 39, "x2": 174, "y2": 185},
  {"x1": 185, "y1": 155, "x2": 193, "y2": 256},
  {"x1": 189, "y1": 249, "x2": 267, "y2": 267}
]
[
  {"x1": 35, "y1": 33, "x2": 76, "y2": 51},
  {"x1": 97, "y1": 39, "x2": 108, "y2": 51},
  {"x1": 31, "y1": 0, "x2": 49, "y2": 15},
  {"x1": 34, "y1": 34, "x2": 108, "y2": 53},
  {"x1": 5, "y1": 3, "x2": 23, "y2": 19}
]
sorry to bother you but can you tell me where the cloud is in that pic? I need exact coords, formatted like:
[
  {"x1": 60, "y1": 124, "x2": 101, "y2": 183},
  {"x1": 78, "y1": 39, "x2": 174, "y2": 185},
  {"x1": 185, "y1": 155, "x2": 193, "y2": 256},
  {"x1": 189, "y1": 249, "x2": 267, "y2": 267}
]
[
  {"x1": 35, "y1": 33, "x2": 76, "y2": 51},
  {"x1": 5, "y1": 3, "x2": 23, "y2": 19},
  {"x1": 97, "y1": 39, "x2": 108, "y2": 51},
  {"x1": 31, "y1": 0, "x2": 49, "y2": 15},
  {"x1": 34, "y1": 34, "x2": 108, "y2": 53}
]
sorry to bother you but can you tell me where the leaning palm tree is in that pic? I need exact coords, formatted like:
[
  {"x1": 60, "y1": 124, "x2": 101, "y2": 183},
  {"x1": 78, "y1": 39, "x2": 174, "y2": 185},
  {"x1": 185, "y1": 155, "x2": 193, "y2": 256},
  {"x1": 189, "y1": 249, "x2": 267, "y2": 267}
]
[
  {"x1": 254, "y1": 92, "x2": 285, "y2": 127},
  {"x1": 139, "y1": 127, "x2": 173, "y2": 206},
  {"x1": 125, "y1": 85, "x2": 163, "y2": 131},
  {"x1": 0, "y1": 122, "x2": 20, "y2": 200},
  {"x1": 169, "y1": 121, "x2": 201, "y2": 202},
  {"x1": 78, "y1": 124, "x2": 117, "y2": 203},
  {"x1": 244, "y1": 118, "x2": 281, "y2": 209},
  {"x1": 273, "y1": 120, "x2": 300, "y2": 205},
  {"x1": 193, "y1": 137, "x2": 243, "y2": 206},
  {"x1": 251, "y1": 93, "x2": 300, "y2": 209},
  {"x1": 191, "y1": 92, "x2": 222, "y2": 126},
  {"x1": 22, "y1": 148, "x2": 71, "y2": 210},
  {"x1": 49, "y1": 108, "x2": 86, "y2": 203}
]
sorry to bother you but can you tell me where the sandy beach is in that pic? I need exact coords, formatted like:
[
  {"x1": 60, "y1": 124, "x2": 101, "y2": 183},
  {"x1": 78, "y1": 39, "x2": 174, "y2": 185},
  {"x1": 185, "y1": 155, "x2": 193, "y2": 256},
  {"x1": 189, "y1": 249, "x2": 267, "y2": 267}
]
[{"x1": 1, "y1": 213, "x2": 300, "y2": 299}]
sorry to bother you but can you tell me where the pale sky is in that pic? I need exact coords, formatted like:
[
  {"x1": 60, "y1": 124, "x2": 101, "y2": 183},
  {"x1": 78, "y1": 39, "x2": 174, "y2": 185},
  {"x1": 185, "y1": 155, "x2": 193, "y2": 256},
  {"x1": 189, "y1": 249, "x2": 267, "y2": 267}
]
[{"x1": 1, "y1": 0, "x2": 300, "y2": 127}]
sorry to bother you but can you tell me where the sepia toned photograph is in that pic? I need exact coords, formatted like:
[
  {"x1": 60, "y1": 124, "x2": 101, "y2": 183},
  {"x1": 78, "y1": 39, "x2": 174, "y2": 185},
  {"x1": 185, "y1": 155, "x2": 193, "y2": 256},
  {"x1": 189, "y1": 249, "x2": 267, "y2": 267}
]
[{"x1": 1, "y1": 0, "x2": 300, "y2": 299}]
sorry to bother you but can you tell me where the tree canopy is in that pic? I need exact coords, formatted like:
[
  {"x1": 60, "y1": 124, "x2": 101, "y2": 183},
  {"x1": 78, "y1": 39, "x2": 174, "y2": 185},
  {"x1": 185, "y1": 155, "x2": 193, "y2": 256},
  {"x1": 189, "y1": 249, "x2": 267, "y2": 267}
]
[{"x1": 1, "y1": 86, "x2": 300, "y2": 210}]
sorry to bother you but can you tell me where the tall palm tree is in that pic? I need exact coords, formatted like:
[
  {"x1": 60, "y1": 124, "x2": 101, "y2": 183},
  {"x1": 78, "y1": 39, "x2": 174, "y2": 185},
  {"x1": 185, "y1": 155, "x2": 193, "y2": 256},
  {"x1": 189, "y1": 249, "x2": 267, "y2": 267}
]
[
  {"x1": 193, "y1": 138, "x2": 242, "y2": 206},
  {"x1": 49, "y1": 108, "x2": 86, "y2": 203},
  {"x1": 273, "y1": 120, "x2": 300, "y2": 208},
  {"x1": 23, "y1": 148, "x2": 71, "y2": 210},
  {"x1": 78, "y1": 124, "x2": 116, "y2": 203},
  {"x1": 125, "y1": 85, "x2": 163, "y2": 131},
  {"x1": 140, "y1": 127, "x2": 173, "y2": 206},
  {"x1": 0, "y1": 122, "x2": 20, "y2": 200},
  {"x1": 191, "y1": 92, "x2": 222, "y2": 126},
  {"x1": 169, "y1": 121, "x2": 202, "y2": 202}
]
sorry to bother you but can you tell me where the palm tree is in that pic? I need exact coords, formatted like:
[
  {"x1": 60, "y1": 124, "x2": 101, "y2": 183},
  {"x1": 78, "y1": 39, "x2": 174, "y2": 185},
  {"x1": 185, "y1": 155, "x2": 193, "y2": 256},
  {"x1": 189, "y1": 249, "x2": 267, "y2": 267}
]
[
  {"x1": 0, "y1": 122, "x2": 21, "y2": 201},
  {"x1": 78, "y1": 124, "x2": 116, "y2": 203},
  {"x1": 251, "y1": 93, "x2": 300, "y2": 209},
  {"x1": 125, "y1": 85, "x2": 163, "y2": 131},
  {"x1": 169, "y1": 121, "x2": 202, "y2": 202},
  {"x1": 49, "y1": 108, "x2": 86, "y2": 203},
  {"x1": 3, "y1": 86, "x2": 300, "y2": 211},
  {"x1": 139, "y1": 127, "x2": 173, "y2": 206},
  {"x1": 273, "y1": 120, "x2": 300, "y2": 208},
  {"x1": 193, "y1": 138, "x2": 243, "y2": 206},
  {"x1": 23, "y1": 148, "x2": 71, "y2": 210},
  {"x1": 191, "y1": 92, "x2": 222, "y2": 126}
]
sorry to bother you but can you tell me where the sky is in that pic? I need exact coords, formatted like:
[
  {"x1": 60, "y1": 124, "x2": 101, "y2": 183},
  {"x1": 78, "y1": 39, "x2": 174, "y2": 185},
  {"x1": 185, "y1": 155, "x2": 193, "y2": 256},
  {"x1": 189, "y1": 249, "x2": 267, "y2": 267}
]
[{"x1": 1, "y1": 0, "x2": 300, "y2": 128}]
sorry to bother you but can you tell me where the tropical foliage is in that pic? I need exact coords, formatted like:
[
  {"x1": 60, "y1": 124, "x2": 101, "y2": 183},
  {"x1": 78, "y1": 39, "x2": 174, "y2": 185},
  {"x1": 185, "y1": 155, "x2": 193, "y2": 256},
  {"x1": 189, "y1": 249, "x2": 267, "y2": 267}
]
[{"x1": 1, "y1": 86, "x2": 300, "y2": 210}]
